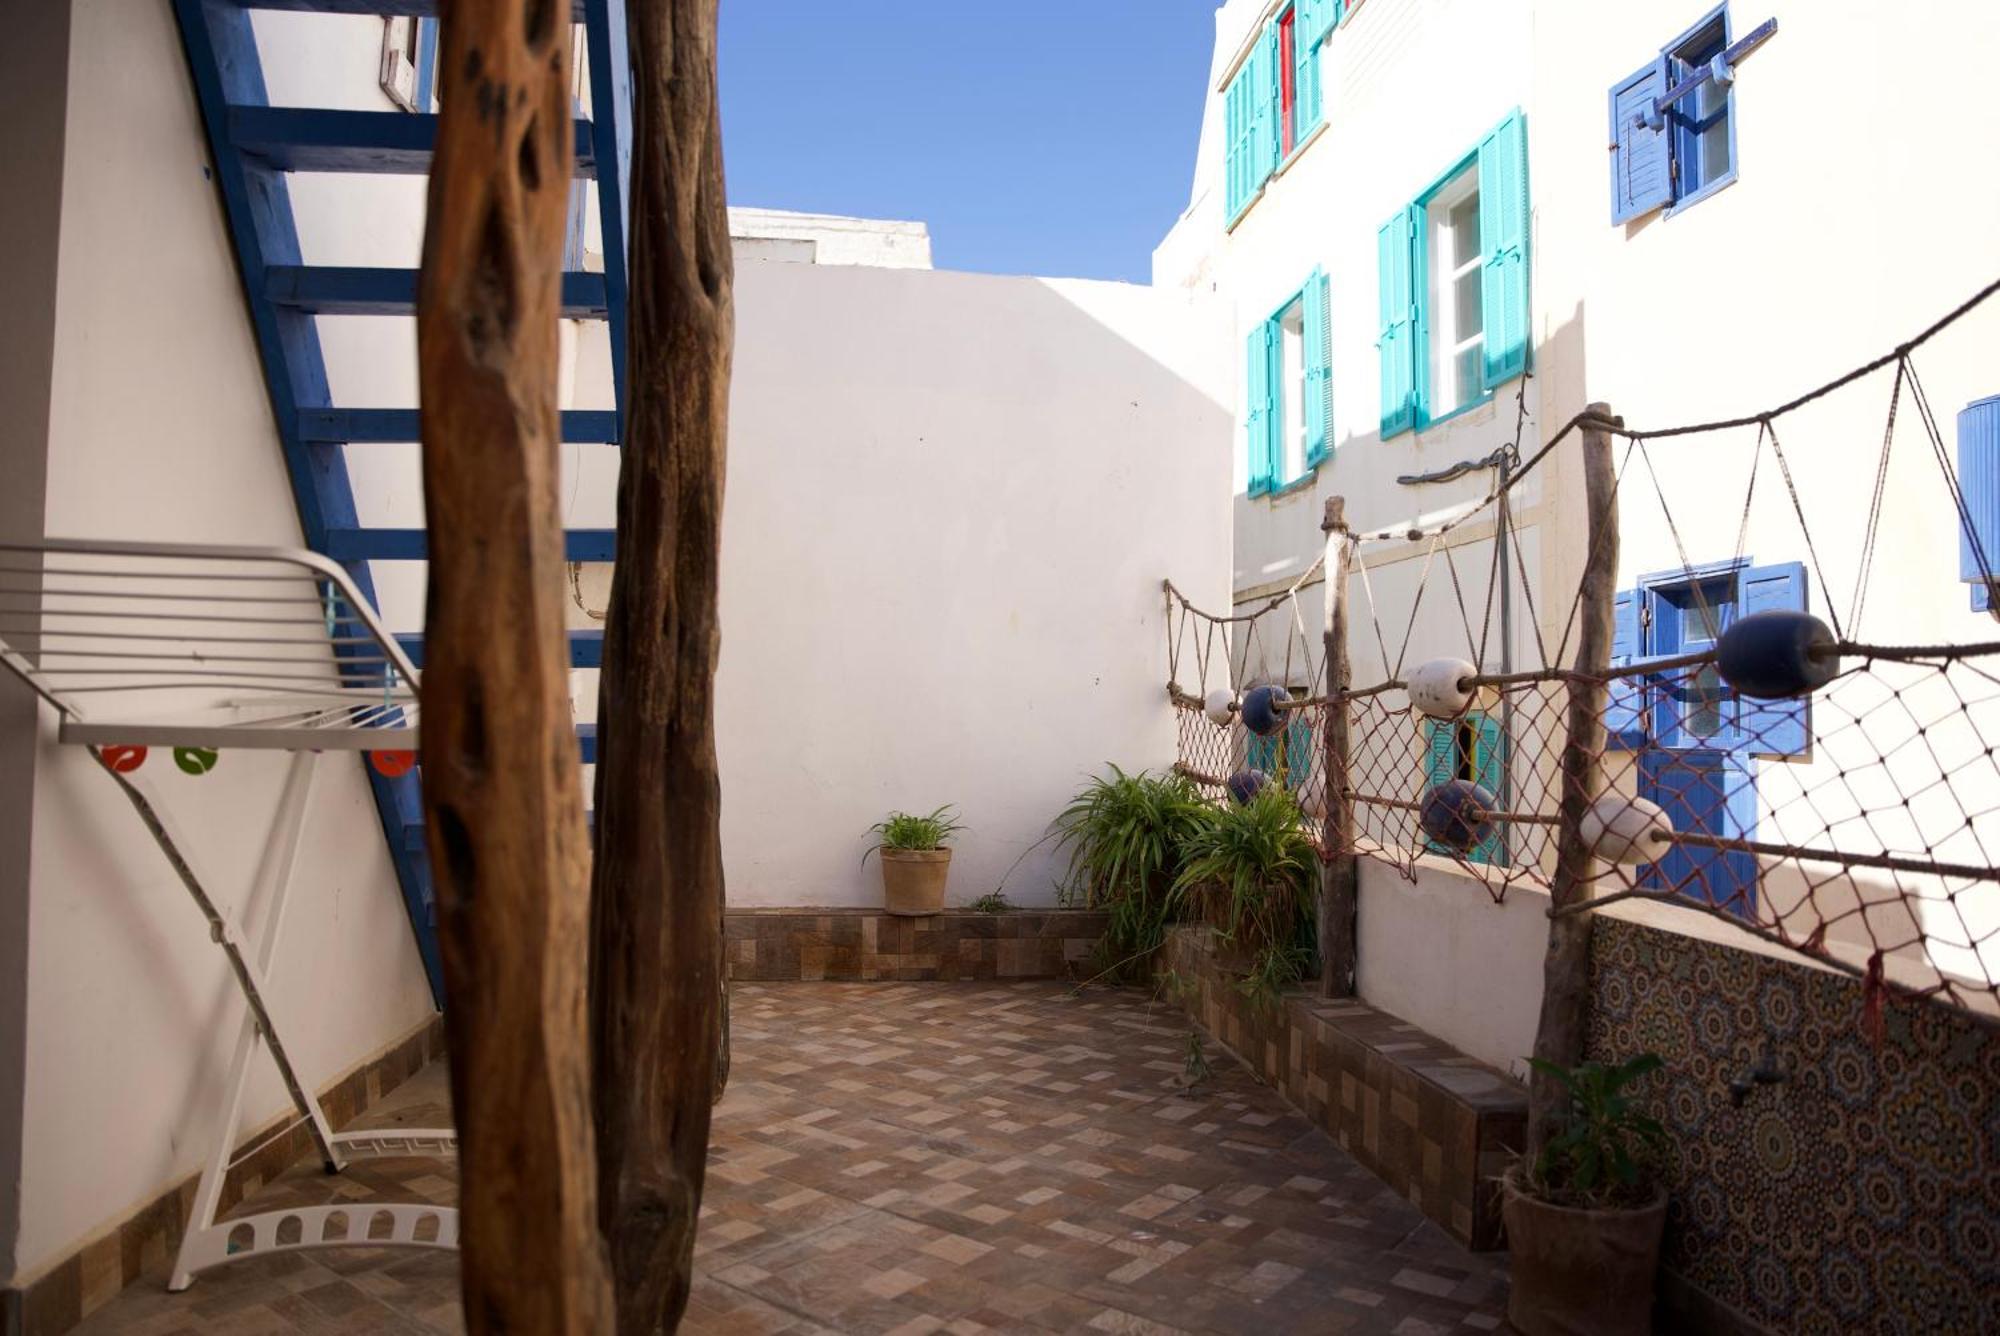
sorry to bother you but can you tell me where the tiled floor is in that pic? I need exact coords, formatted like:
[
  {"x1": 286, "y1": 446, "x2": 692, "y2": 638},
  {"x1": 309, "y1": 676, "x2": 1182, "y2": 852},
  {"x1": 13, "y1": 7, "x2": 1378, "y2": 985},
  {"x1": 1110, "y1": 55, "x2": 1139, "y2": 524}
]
[{"x1": 74, "y1": 982, "x2": 1511, "y2": 1334}]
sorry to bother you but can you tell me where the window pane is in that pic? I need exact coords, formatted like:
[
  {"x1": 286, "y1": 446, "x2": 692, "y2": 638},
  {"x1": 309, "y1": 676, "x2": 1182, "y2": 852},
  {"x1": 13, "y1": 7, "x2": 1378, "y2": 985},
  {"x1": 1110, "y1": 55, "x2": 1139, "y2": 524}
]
[
  {"x1": 1453, "y1": 267, "x2": 1483, "y2": 342},
  {"x1": 1449, "y1": 193, "x2": 1481, "y2": 267},
  {"x1": 1454, "y1": 346, "x2": 1482, "y2": 407}
]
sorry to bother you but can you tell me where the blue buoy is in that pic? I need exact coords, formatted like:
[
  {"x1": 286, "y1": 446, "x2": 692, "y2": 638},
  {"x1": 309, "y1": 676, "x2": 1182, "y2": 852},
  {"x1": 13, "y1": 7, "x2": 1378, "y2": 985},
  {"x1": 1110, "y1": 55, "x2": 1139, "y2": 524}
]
[
  {"x1": 1239, "y1": 684, "x2": 1289, "y2": 737},
  {"x1": 1226, "y1": 768, "x2": 1271, "y2": 805},
  {"x1": 1715, "y1": 610, "x2": 1837, "y2": 700},
  {"x1": 1419, "y1": 779, "x2": 1496, "y2": 853}
]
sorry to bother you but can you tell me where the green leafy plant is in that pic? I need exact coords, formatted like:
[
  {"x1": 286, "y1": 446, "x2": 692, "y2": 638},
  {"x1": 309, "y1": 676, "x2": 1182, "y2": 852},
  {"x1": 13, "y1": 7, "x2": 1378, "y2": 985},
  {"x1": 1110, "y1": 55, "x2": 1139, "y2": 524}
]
[
  {"x1": 865, "y1": 805, "x2": 964, "y2": 856},
  {"x1": 1523, "y1": 1054, "x2": 1668, "y2": 1209},
  {"x1": 1052, "y1": 766, "x2": 1215, "y2": 978},
  {"x1": 1170, "y1": 786, "x2": 1317, "y2": 999},
  {"x1": 964, "y1": 891, "x2": 1013, "y2": 913}
]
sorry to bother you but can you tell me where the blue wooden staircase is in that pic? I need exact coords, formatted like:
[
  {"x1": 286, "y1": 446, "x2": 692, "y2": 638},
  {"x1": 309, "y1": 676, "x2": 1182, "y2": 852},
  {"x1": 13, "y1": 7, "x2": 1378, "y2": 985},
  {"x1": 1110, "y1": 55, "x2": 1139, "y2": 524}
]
[{"x1": 171, "y1": 0, "x2": 632, "y2": 1005}]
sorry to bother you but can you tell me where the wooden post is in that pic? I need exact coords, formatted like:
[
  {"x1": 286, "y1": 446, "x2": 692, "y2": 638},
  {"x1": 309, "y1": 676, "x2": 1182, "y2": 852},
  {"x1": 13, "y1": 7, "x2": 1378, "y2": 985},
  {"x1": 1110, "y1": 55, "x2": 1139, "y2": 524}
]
[
  {"x1": 587, "y1": 0, "x2": 733, "y2": 1331},
  {"x1": 415, "y1": 6, "x2": 611, "y2": 1332},
  {"x1": 1526, "y1": 404, "x2": 1619, "y2": 1155},
  {"x1": 1320, "y1": 495, "x2": 1358, "y2": 998}
]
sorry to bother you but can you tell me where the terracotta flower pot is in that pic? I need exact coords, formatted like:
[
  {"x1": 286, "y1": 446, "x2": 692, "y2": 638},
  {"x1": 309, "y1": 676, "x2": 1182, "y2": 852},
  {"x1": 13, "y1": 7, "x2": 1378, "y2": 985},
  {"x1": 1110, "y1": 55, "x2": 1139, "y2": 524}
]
[
  {"x1": 879, "y1": 848, "x2": 950, "y2": 916},
  {"x1": 1502, "y1": 1168, "x2": 1668, "y2": 1336}
]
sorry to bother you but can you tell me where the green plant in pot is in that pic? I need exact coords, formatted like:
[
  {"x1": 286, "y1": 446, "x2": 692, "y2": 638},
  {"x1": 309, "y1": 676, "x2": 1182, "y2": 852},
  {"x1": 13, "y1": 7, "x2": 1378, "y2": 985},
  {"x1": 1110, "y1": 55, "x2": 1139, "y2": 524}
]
[
  {"x1": 865, "y1": 806, "x2": 964, "y2": 917},
  {"x1": 1504, "y1": 1053, "x2": 1670, "y2": 1336},
  {"x1": 1052, "y1": 766, "x2": 1213, "y2": 979},
  {"x1": 1168, "y1": 786, "x2": 1317, "y2": 1002}
]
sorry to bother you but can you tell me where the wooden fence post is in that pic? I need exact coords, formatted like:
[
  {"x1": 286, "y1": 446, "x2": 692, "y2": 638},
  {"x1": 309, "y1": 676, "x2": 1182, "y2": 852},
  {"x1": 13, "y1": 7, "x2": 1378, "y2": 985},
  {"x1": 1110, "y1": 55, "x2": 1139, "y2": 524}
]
[
  {"x1": 415, "y1": 5, "x2": 611, "y2": 1331},
  {"x1": 588, "y1": 1, "x2": 733, "y2": 1331},
  {"x1": 1320, "y1": 495, "x2": 1358, "y2": 998},
  {"x1": 1526, "y1": 403, "x2": 1619, "y2": 1154}
]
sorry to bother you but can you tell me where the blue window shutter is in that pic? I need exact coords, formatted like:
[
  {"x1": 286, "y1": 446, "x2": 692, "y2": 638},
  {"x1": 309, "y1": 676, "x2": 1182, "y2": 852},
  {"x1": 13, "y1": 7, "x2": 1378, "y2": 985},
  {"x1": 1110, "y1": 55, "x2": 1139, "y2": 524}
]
[
  {"x1": 1639, "y1": 749, "x2": 1757, "y2": 919},
  {"x1": 1609, "y1": 58, "x2": 1673, "y2": 223},
  {"x1": 1283, "y1": 700, "x2": 1313, "y2": 789},
  {"x1": 1246, "y1": 322, "x2": 1276, "y2": 496},
  {"x1": 1294, "y1": 7, "x2": 1323, "y2": 138},
  {"x1": 413, "y1": 18, "x2": 440, "y2": 111},
  {"x1": 1606, "y1": 586, "x2": 1647, "y2": 749},
  {"x1": 1736, "y1": 562, "x2": 1810, "y2": 757},
  {"x1": 1377, "y1": 209, "x2": 1417, "y2": 438},
  {"x1": 1298, "y1": 0, "x2": 1339, "y2": 49},
  {"x1": 1477, "y1": 110, "x2": 1531, "y2": 390},
  {"x1": 1248, "y1": 729, "x2": 1279, "y2": 775},
  {"x1": 1303, "y1": 268, "x2": 1331, "y2": 467},
  {"x1": 1471, "y1": 712, "x2": 1509, "y2": 866}
]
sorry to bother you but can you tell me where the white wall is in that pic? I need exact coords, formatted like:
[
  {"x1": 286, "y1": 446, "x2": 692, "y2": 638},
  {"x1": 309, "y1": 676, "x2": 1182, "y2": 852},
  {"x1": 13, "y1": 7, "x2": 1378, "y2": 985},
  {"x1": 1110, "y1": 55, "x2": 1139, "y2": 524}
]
[
  {"x1": 5, "y1": 1, "x2": 437, "y2": 1283},
  {"x1": 572, "y1": 262, "x2": 1233, "y2": 908}
]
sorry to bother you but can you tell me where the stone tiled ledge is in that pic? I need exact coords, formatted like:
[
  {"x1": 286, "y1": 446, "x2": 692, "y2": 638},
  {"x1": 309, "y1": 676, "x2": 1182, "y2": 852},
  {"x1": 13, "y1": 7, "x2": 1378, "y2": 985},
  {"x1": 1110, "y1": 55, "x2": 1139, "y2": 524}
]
[
  {"x1": 1161, "y1": 925, "x2": 1526, "y2": 1249},
  {"x1": 724, "y1": 906, "x2": 1110, "y2": 982}
]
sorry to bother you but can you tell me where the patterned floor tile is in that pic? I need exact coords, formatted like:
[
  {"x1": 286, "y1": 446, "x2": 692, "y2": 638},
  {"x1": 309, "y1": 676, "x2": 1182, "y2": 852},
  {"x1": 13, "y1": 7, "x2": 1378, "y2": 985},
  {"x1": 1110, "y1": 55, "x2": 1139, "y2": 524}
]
[{"x1": 72, "y1": 982, "x2": 1511, "y2": 1334}]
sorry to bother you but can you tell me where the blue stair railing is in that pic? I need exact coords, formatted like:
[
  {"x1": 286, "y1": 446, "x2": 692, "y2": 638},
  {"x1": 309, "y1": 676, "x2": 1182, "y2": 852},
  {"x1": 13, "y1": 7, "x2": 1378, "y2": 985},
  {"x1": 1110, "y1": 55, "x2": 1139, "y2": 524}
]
[{"x1": 171, "y1": 0, "x2": 630, "y2": 1006}]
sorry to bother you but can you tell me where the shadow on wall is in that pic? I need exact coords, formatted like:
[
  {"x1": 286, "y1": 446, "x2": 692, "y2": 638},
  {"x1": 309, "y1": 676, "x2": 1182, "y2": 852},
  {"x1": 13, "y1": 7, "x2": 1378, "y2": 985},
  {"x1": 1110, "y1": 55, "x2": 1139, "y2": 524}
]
[{"x1": 711, "y1": 260, "x2": 1234, "y2": 910}]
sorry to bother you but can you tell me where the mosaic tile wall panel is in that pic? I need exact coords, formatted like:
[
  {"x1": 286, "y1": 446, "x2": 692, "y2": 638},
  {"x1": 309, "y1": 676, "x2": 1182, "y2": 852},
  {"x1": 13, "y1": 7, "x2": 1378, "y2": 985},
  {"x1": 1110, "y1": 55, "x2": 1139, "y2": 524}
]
[
  {"x1": 1587, "y1": 915, "x2": 2000, "y2": 1335},
  {"x1": 1162, "y1": 926, "x2": 1526, "y2": 1250},
  {"x1": 724, "y1": 908, "x2": 1110, "y2": 982}
]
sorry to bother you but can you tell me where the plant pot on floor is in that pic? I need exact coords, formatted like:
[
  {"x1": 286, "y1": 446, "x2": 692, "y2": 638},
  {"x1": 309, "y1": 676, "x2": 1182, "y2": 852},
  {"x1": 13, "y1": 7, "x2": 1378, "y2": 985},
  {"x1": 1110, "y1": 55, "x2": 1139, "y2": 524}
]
[
  {"x1": 1501, "y1": 1168, "x2": 1668, "y2": 1336},
  {"x1": 880, "y1": 848, "x2": 951, "y2": 916}
]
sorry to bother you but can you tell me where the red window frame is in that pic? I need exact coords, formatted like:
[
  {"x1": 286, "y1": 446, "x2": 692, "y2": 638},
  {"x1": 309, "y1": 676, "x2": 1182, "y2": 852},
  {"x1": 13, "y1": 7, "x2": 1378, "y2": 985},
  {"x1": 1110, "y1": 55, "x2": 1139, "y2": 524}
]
[{"x1": 1278, "y1": 9, "x2": 1297, "y2": 156}]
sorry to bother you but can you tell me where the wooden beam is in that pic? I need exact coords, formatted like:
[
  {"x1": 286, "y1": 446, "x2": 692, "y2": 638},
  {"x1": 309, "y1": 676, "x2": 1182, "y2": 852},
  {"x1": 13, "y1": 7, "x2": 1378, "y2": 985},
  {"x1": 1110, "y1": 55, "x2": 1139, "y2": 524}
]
[
  {"x1": 588, "y1": 0, "x2": 733, "y2": 1329},
  {"x1": 1319, "y1": 495, "x2": 1358, "y2": 998},
  {"x1": 1526, "y1": 404, "x2": 1619, "y2": 1155},
  {"x1": 415, "y1": 3, "x2": 611, "y2": 1330}
]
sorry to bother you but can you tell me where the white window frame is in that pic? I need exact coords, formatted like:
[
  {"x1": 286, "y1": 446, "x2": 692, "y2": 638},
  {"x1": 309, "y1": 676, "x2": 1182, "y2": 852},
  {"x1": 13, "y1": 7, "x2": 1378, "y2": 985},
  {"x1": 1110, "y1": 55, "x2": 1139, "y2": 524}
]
[{"x1": 1426, "y1": 165, "x2": 1485, "y2": 420}]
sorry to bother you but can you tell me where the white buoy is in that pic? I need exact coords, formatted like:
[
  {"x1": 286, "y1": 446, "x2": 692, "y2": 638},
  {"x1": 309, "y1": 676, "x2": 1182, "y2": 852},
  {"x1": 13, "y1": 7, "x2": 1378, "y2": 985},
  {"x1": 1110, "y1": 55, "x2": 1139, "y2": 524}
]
[
  {"x1": 1580, "y1": 795, "x2": 1674, "y2": 866},
  {"x1": 1408, "y1": 657, "x2": 1477, "y2": 719},
  {"x1": 1203, "y1": 688, "x2": 1236, "y2": 727}
]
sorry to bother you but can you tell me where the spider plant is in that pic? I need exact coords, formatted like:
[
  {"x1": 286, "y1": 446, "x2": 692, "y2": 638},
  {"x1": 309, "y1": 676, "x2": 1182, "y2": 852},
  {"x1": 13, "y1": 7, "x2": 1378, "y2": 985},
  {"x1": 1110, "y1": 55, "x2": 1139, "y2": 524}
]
[
  {"x1": 865, "y1": 805, "x2": 964, "y2": 856},
  {"x1": 1170, "y1": 786, "x2": 1317, "y2": 1000},
  {"x1": 1052, "y1": 766, "x2": 1214, "y2": 977}
]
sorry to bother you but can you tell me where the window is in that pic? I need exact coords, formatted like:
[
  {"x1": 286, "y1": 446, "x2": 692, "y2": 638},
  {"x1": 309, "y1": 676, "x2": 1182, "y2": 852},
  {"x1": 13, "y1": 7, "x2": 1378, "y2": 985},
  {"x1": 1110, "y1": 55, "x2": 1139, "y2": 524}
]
[
  {"x1": 1426, "y1": 168, "x2": 1484, "y2": 419},
  {"x1": 1421, "y1": 711, "x2": 1507, "y2": 866},
  {"x1": 379, "y1": 17, "x2": 438, "y2": 114},
  {"x1": 1608, "y1": 7, "x2": 1772, "y2": 223},
  {"x1": 1607, "y1": 559, "x2": 1809, "y2": 758},
  {"x1": 1222, "y1": 0, "x2": 1338, "y2": 226},
  {"x1": 1377, "y1": 110, "x2": 1529, "y2": 438},
  {"x1": 1246, "y1": 269, "x2": 1331, "y2": 495}
]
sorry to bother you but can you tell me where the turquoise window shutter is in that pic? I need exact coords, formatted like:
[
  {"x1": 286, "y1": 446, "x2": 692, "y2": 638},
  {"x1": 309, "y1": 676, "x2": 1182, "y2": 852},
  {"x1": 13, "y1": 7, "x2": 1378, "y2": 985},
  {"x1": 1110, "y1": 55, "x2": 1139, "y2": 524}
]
[
  {"x1": 1246, "y1": 322, "x2": 1276, "y2": 496},
  {"x1": 1294, "y1": 6, "x2": 1323, "y2": 138},
  {"x1": 1251, "y1": 25, "x2": 1280, "y2": 190},
  {"x1": 1471, "y1": 712, "x2": 1508, "y2": 866},
  {"x1": 1248, "y1": 728, "x2": 1279, "y2": 775},
  {"x1": 1420, "y1": 719, "x2": 1454, "y2": 855},
  {"x1": 1303, "y1": 268, "x2": 1332, "y2": 467},
  {"x1": 1299, "y1": 0, "x2": 1339, "y2": 48},
  {"x1": 1477, "y1": 110, "x2": 1531, "y2": 390},
  {"x1": 1282, "y1": 704, "x2": 1313, "y2": 789},
  {"x1": 1377, "y1": 209, "x2": 1417, "y2": 438},
  {"x1": 1224, "y1": 66, "x2": 1251, "y2": 220}
]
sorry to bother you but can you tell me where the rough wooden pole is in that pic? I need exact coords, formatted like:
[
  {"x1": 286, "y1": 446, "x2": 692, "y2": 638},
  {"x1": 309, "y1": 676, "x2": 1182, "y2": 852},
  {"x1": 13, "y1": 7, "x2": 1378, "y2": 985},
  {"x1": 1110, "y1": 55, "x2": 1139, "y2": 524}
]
[
  {"x1": 415, "y1": 6, "x2": 611, "y2": 1332},
  {"x1": 588, "y1": 0, "x2": 733, "y2": 1331},
  {"x1": 1526, "y1": 404, "x2": 1619, "y2": 1155},
  {"x1": 1320, "y1": 495, "x2": 1358, "y2": 997}
]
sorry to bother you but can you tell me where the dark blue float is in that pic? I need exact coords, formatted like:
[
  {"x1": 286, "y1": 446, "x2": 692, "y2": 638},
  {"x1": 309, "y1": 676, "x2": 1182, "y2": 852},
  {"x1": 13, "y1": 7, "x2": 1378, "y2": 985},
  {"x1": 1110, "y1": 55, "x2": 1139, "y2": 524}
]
[
  {"x1": 1419, "y1": 779, "x2": 1496, "y2": 853},
  {"x1": 1239, "y1": 684, "x2": 1290, "y2": 737},
  {"x1": 1715, "y1": 609, "x2": 1837, "y2": 700},
  {"x1": 1226, "y1": 768, "x2": 1272, "y2": 805}
]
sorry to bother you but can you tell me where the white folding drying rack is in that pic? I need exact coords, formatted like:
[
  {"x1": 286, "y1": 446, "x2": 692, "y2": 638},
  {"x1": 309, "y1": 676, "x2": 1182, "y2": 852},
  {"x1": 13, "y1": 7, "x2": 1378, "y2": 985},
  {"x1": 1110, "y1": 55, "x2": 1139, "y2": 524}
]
[{"x1": 0, "y1": 537, "x2": 458, "y2": 1288}]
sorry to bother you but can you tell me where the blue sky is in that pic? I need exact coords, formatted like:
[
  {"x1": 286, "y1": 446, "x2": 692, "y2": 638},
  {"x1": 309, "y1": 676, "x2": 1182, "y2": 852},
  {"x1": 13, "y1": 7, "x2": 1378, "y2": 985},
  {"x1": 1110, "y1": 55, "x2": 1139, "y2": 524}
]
[{"x1": 717, "y1": 2, "x2": 1217, "y2": 284}]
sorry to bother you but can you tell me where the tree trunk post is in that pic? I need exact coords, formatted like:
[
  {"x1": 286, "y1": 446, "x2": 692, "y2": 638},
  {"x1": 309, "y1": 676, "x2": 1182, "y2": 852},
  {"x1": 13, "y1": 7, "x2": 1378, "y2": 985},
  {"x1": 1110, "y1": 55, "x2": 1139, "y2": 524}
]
[
  {"x1": 1526, "y1": 404, "x2": 1620, "y2": 1155},
  {"x1": 588, "y1": 1, "x2": 733, "y2": 1331},
  {"x1": 416, "y1": 7, "x2": 611, "y2": 1332},
  {"x1": 1320, "y1": 495, "x2": 1358, "y2": 998}
]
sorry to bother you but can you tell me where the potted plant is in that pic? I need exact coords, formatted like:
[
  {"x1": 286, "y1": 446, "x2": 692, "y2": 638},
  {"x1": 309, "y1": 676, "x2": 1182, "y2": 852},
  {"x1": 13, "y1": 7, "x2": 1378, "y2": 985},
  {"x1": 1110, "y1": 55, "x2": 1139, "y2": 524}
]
[
  {"x1": 1051, "y1": 765, "x2": 1213, "y2": 979},
  {"x1": 1168, "y1": 786, "x2": 1316, "y2": 1002},
  {"x1": 865, "y1": 806, "x2": 963, "y2": 916},
  {"x1": 1504, "y1": 1053, "x2": 1671, "y2": 1336}
]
